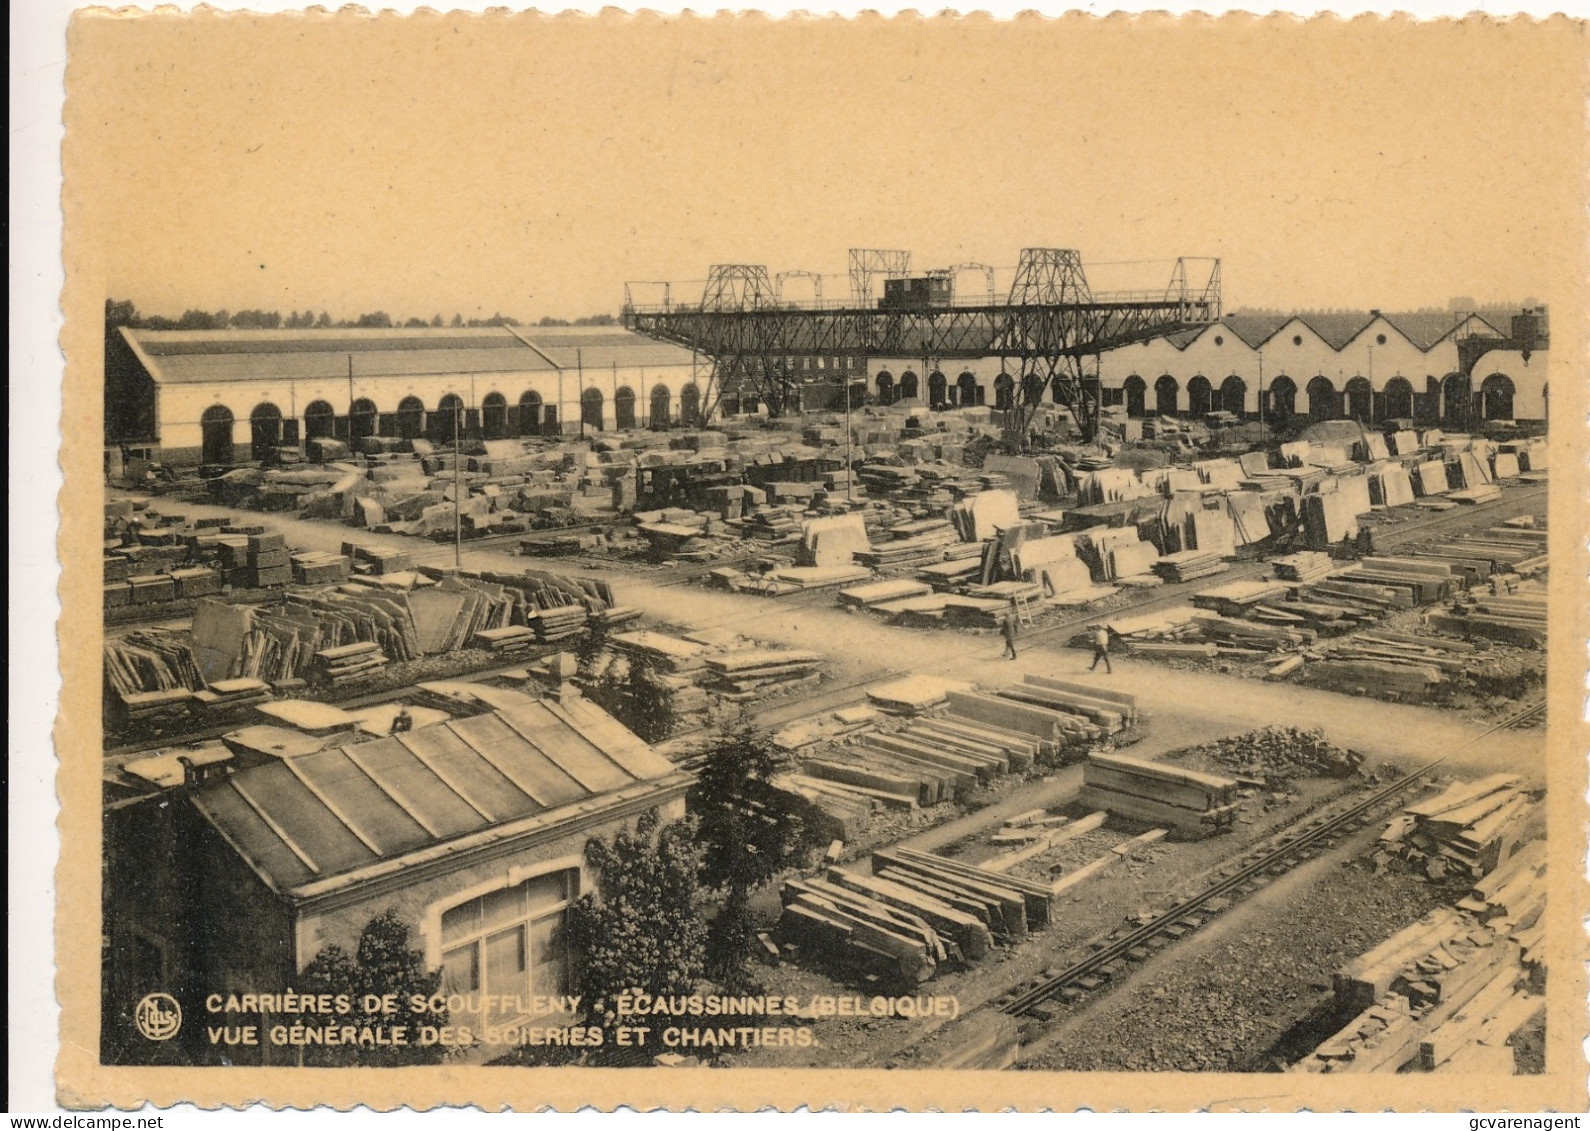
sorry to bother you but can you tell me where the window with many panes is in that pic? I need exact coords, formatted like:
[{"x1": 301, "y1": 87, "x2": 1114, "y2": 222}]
[{"x1": 440, "y1": 870, "x2": 575, "y2": 1023}]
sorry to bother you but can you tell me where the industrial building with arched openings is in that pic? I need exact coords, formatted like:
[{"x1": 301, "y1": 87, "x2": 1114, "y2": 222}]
[
  {"x1": 865, "y1": 307, "x2": 1548, "y2": 430},
  {"x1": 107, "y1": 325, "x2": 708, "y2": 465}
]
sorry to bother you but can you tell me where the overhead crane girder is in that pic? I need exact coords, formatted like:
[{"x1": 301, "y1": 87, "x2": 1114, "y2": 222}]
[{"x1": 623, "y1": 250, "x2": 1220, "y2": 443}]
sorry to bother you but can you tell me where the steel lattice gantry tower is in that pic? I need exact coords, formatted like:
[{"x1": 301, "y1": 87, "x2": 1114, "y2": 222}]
[{"x1": 622, "y1": 249, "x2": 1220, "y2": 443}]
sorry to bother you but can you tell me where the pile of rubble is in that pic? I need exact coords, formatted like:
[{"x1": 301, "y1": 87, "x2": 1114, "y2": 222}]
[{"x1": 1173, "y1": 726, "x2": 1363, "y2": 781}]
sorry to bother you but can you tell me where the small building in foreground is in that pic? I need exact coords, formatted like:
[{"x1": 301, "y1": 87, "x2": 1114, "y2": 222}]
[{"x1": 102, "y1": 688, "x2": 690, "y2": 1065}]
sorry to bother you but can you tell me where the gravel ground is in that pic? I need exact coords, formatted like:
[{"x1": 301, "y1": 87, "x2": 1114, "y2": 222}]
[
  {"x1": 1020, "y1": 839, "x2": 1449, "y2": 1073},
  {"x1": 726, "y1": 775, "x2": 1369, "y2": 1070}
]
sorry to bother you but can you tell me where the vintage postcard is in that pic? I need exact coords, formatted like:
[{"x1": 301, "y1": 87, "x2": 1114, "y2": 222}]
[{"x1": 55, "y1": 9, "x2": 1588, "y2": 1112}]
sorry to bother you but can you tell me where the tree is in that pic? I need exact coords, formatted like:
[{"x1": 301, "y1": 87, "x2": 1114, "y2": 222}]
[
  {"x1": 564, "y1": 812, "x2": 707, "y2": 1028},
  {"x1": 450, "y1": 313, "x2": 464, "y2": 327},
  {"x1": 584, "y1": 649, "x2": 676, "y2": 745},
  {"x1": 404, "y1": 316, "x2": 428, "y2": 327},
  {"x1": 430, "y1": 313, "x2": 443, "y2": 327},
  {"x1": 354, "y1": 311, "x2": 393, "y2": 328},
  {"x1": 315, "y1": 311, "x2": 333, "y2": 328},
  {"x1": 688, "y1": 715, "x2": 815, "y2": 989},
  {"x1": 297, "y1": 909, "x2": 450, "y2": 1066}
]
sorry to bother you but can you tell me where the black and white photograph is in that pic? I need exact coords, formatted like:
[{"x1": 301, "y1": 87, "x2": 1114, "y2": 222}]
[{"x1": 40, "y1": 8, "x2": 1587, "y2": 1113}]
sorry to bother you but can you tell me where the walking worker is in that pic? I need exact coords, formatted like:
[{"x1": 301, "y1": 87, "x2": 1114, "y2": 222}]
[
  {"x1": 1088, "y1": 622, "x2": 1113, "y2": 674},
  {"x1": 1001, "y1": 610, "x2": 1020, "y2": 660}
]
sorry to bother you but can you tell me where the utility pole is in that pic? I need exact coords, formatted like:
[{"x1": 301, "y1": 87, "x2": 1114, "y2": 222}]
[
  {"x1": 347, "y1": 355, "x2": 354, "y2": 442},
  {"x1": 843, "y1": 364, "x2": 854, "y2": 502},
  {"x1": 577, "y1": 348, "x2": 585, "y2": 438},
  {"x1": 453, "y1": 398, "x2": 463, "y2": 568}
]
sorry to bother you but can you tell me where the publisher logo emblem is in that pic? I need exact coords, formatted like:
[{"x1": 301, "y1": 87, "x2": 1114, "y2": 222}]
[{"x1": 135, "y1": 993, "x2": 182, "y2": 1041}]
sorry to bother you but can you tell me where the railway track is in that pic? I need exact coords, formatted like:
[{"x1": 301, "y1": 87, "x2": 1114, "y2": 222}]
[
  {"x1": 979, "y1": 696, "x2": 1541, "y2": 1025},
  {"x1": 998, "y1": 759, "x2": 1448, "y2": 1019}
]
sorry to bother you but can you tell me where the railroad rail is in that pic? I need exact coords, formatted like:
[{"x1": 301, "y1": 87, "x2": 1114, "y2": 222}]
[
  {"x1": 999, "y1": 758, "x2": 1449, "y2": 1017},
  {"x1": 998, "y1": 697, "x2": 1544, "y2": 1021}
]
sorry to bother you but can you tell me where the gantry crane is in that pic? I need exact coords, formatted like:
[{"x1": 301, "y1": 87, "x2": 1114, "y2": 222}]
[{"x1": 622, "y1": 248, "x2": 1220, "y2": 445}]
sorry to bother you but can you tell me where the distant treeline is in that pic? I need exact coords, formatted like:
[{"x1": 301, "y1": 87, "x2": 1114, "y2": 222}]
[{"x1": 105, "y1": 299, "x2": 616, "y2": 332}]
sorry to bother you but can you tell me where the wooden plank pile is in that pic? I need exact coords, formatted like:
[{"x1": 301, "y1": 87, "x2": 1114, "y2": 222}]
[
  {"x1": 1426, "y1": 587, "x2": 1547, "y2": 647},
  {"x1": 703, "y1": 649, "x2": 823, "y2": 698},
  {"x1": 104, "y1": 629, "x2": 205, "y2": 700},
  {"x1": 315, "y1": 640, "x2": 390, "y2": 685},
  {"x1": 1455, "y1": 840, "x2": 1546, "y2": 929},
  {"x1": 168, "y1": 566, "x2": 222, "y2": 599},
  {"x1": 1300, "y1": 908, "x2": 1525, "y2": 1073},
  {"x1": 472, "y1": 625, "x2": 539, "y2": 657},
  {"x1": 191, "y1": 676, "x2": 272, "y2": 710},
  {"x1": 1152, "y1": 549, "x2": 1228, "y2": 583},
  {"x1": 873, "y1": 846, "x2": 1055, "y2": 935},
  {"x1": 1382, "y1": 774, "x2": 1535, "y2": 879},
  {"x1": 943, "y1": 689, "x2": 1103, "y2": 761},
  {"x1": 772, "y1": 776, "x2": 874, "y2": 841},
  {"x1": 1190, "y1": 579, "x2": 1292, "y2": 617},
  {"x1": 1330, "y1": 556, "x2": 1456, "y2": 605},
  {"x1": 290, "y1": 550, "x2": 351, "y2": 586},
  {"x1": 992, "y1": 673, "x2": 1137, "y2": 732},
  {"x1": 1078, "y1": 752, "x2": 1240, "y2": 839},
  {"x1": 779, "y1": 846, "x2": 1057, "y2": 983},
  {"x1": 1272, "y1": 551, "x2": 1335, "y2": 582},
  {"x1": 838, "y1": 578, "x2": 934, "y2": 608}
]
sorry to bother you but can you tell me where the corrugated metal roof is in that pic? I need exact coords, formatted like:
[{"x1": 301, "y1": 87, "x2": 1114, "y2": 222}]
[
  {"x1": 192, "y1": 700, "x2": 678, "y2": 893},
  {"x1": 523, "y1": 328, "x2": 696, "y2": 371},
  {"x1": 1220, "y1": 313, "x2": 1291, "y2": 349},
  {"x1": 148, "y1": 347, "x2": 559, "y2": 385},
  {"x1": 124, "y1": 325, "x2": 694, "y2": 385}
]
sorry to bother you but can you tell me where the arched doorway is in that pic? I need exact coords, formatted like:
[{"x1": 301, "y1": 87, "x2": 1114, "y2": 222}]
[
  {"x1": 994, "y1": 373, "x2": 1015, "y2": 411},
  {"x1": 249, "y1": 403, "x2": 284, "y2": 459},
  {"x1": 1306, "y1": 376, "x2": 1339, "y2": 421},
  {"x1": 1219, "y1": 375, "x2": 1246, "y2": 417},
  {"x1": 1344, "y1": 377, "x2": 1372, "y2": 423},
  {"x1": 201, "y1": 405, "x2": 234, "y2": 464},
  {"x1": 517, "y1": 391, "x2": 543, "y2": 437},
  {"x1": 957, "y1": 372, "x2": 980, "y2": 406},
  {"x1": 1268, "y1": 376, "x2": 1297, "y2": 424},
  {"x1": 614, "y1": 387, "x2": 637, "y2": 429},
  {"x1": 1440, "y1": 373, "x2": 1472, "y2": 428},
  {"x1": 875, "y1": 371, "x2": 895, "y2": 406},
  {"x1": 650, "y1": 385, "x2": 671, "y2": 427},
  {"x1": 1187, "y1": 376, "x2": 1213, "y2": 416},
  {"x1": 430, "y1": 394, "x2": 465, "y2": 444},
  {"x1": 927, "y1": 371, "x2": 948, "y2": 409},
  {"x1": 1480, "y1": 373, "x2": 1515, "y2": 420},
  {"x1": 1154, "y1": 375, "x2": 1178, "y2": 416},
  {"x1": 303, "y1": 400, "x2": 336, "y2": 440},
  {"x1": 349, "y1": 398, "x2": 378, "y2": 441},
  {"x1": 481, "y1": 393, "x2": 508, "y2": 440},
  {"x1": 396, "y1": 396, "x2": 425, "y2": 440},
  {"x1": 1123, "y1": 376, "x2": 1146, "y2": 417},
  {"x1": 899, "y1": 371, "x2": 920, "y2": 402},
  {"x1": 1022, "y1": 373, "x2": 1047, "y2": 407},
  {"x1": 1382, "y1": 377, "x2": 1414, "y2": 421},
  {"x1": 680, "y1": 382, "x2": 701, "y2": 426},
  {"x1": 581, "y1": 387, "x2": 604, "y2": 431}
]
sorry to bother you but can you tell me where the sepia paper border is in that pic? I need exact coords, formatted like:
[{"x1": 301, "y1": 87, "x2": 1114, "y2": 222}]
[{"x1": 53, "y1": 8, "x2": 1590, "y2": 1111}]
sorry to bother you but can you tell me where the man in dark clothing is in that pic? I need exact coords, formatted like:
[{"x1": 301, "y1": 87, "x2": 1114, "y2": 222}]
[
  {"x1": 1088, "y1": 623, "x2": 1113, "y2": 673},
  {"x1": 1001, "y1": 613, "x2": 1019, "y2": 660}
]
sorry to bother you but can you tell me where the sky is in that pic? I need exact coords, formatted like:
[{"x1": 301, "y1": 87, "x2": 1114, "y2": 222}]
[{"x1": 66, "y1": 14, "x2": 1586, "y2": 322}]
